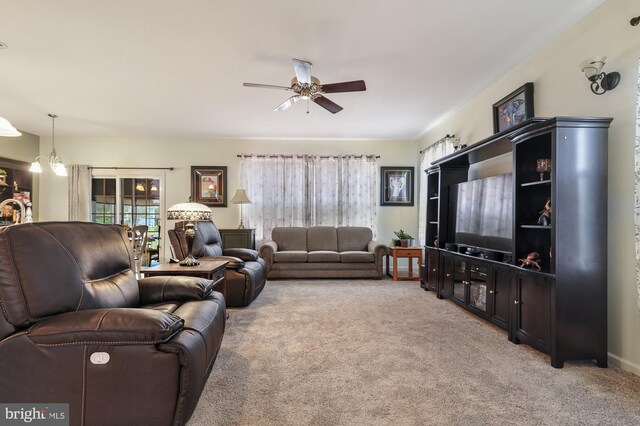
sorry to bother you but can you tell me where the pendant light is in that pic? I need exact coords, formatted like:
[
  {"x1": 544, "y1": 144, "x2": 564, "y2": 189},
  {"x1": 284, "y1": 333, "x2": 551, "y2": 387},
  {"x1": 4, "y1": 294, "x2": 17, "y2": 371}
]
[{"x1": 29, "y1": 114, "x2": 67, "y2": 176}]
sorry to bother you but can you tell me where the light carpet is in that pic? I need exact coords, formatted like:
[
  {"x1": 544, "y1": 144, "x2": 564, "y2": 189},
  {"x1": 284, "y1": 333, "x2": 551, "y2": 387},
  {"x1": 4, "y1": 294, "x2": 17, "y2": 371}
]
[{"x1": 189, "y1": 279, "x2": 640, "y2": 425}]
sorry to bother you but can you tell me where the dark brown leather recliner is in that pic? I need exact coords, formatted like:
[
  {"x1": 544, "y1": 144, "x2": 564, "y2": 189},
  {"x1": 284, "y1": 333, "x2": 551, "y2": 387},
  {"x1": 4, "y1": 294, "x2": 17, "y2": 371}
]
[
  {"x1": 0, "y1": 222, "x2": 226, "y2": 426},
  {"x1": 168, "y1": 221, "x2": 266, "y2": 307}
]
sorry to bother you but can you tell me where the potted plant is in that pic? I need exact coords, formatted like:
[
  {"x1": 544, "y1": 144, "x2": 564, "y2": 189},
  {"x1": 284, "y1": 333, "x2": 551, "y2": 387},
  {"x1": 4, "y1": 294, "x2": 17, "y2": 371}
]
[{"x1": 394, "y1": 230, "x2": 414, "y2": 247}]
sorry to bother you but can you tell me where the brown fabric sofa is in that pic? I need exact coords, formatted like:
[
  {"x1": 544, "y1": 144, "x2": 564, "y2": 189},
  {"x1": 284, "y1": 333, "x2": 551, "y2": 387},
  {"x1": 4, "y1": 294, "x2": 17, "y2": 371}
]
[
  {"x1": 259, "y1": 226, "x2": 387, "y2": 279},
  {"x1": 0, "y1": 222, "x2": 226, "y2": 426}
]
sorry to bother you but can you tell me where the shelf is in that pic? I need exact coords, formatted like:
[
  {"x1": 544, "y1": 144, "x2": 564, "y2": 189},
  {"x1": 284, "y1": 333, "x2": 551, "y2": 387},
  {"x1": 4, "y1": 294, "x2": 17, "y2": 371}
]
[
  {"x1": 520, "y1": 225, "x2": 551, "y2": 229},
  {"x1": 521, "y1": 179, "x2": 551, "y2": 187}
]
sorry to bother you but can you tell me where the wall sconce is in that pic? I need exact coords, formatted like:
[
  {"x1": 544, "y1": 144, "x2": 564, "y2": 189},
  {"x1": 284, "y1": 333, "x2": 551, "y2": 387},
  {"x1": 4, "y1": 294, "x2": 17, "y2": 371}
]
[
  {"x1": 445, "y1": 134, "x2": 466, "y2": 152},
  {"x1": 580, "y1": 56, "x2": 620, "y2": 95}
]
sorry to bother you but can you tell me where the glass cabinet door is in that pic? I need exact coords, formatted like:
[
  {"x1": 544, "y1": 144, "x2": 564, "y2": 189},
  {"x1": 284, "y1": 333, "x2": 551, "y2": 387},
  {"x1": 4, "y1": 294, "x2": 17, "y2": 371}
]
[
  {"x1": 468, "y1": 264, "x2": 488, "y2": 312},
  {"x1": 453, "y1": 258, "x2": 467, "y2": 303}
]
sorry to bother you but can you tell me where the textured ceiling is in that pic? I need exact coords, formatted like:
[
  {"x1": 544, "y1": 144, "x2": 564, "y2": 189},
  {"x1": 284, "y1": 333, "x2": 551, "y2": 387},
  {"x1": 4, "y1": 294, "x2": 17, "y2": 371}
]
[{"x1": 0, "y1": 0, "x2": 603, "y2": 140}]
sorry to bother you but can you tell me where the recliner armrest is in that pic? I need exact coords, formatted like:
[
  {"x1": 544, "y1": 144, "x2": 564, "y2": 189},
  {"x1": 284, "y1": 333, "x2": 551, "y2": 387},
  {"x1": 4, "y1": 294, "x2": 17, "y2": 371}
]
[
  {"x1": 223, "y1": 248, "x2": 259, "y2": 261},
  {"x1": 199, "y1": 255, "x2": 245, "y2": 269},
  {"x1": 138, "y1": 276, "x2": 216, "y2": 304},
  {"x1": 27, "y1": 308, "x2": 184, "y2": 346}
]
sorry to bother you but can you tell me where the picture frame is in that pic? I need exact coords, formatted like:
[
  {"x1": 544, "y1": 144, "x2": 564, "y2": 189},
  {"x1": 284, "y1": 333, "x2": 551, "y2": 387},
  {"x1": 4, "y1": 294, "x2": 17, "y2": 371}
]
[
  {"x1": 492, "y1": 82, "x2": 534, "y2": 134},
  {"x1": 380, "y1": 167, "x2": 414, "y2": 206},
  {"x1": 191, "y1": 166, "x2": 228, "y2": 207}
]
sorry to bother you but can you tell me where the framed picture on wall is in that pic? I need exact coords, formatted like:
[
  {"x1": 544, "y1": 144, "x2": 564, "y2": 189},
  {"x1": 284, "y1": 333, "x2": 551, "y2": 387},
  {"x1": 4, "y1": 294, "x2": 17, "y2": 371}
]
[
  {"x1": 492, "y1": 82, "x2": 534, "y2": 133},
  {"x1": 191, "y1": 166, "x2": 227, "y2": 207},
  {"x1": 380, "y1": 167, "x2": 414, "y2": 206}
]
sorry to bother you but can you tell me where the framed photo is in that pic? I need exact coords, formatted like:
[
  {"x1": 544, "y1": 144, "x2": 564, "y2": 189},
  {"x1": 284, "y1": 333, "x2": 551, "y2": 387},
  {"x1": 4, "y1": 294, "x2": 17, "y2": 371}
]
[
  {"x1": 492, "y1": 82, "x2": 534, "y2": 134},
  {"x1": 381, "y1": 167, "x2": 414, "y2": 206},
  {"x1": 191, "y1": 166, "x2": 227, "y2": 207}
]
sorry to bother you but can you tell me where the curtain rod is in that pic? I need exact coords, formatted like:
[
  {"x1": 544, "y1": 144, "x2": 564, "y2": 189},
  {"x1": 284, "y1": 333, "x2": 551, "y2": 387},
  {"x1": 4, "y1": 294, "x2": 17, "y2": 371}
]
[
  {"x1": 89, "y1": 166, "x2": 174, "y2": 171},
  {"x1": 237, "y1": 154, "x2": 380, "y2": 159}
]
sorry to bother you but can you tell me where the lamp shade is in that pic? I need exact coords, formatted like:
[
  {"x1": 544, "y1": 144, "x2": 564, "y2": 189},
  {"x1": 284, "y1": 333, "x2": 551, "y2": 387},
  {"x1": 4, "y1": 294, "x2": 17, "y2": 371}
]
[
  {"x1": 580, "y1": 56, "x2": 606, "y2": 81},
  {"x1": 230, "y1": 188, "x2": 251, "y2": 204},
  {"x1": 0, "y1": 116, "x2": 21, "y2": 137},
  {"x1": 167, "y1": 202, "x2": 212, "y2": 220}
]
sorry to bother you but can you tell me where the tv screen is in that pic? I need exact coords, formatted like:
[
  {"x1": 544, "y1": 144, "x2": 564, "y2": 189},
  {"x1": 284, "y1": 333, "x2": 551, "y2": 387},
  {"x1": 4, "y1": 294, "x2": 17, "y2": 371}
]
[{"x1": 449, "y1": 173, "x2": 513, "y2": 253}]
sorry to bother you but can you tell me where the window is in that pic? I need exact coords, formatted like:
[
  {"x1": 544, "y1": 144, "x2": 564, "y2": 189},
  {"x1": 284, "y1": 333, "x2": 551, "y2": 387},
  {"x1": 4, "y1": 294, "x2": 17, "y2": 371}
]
[{"x1": 91, "y1": 173, "x2": 165, "y2": 264}]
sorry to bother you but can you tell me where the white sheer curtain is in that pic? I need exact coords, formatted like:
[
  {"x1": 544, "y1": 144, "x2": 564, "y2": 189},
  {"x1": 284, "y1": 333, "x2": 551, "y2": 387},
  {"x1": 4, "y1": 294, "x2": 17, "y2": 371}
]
[
  {"x1": 68, "y1": 164, "x2": 92, "y2": 221},
  {"x1": 240, "y1": 154, "x2": 378, "y2": 245},
  {"x1": 634, "y1": 53, "x2": 640, "y2": 313},
  {"x1": 418, "y1": 139, "x2": 453, "y2": 246}
]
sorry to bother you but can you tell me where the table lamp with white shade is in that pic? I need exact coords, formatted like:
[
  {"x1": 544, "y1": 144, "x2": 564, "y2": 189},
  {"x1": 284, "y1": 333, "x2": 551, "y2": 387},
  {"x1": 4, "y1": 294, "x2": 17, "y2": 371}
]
[
  {"x1": 166, "y1": 200, "x2": 212, "y2": 266},
  {"x1": 230, "y1": 188, "x2": 251, "y2": 229}
]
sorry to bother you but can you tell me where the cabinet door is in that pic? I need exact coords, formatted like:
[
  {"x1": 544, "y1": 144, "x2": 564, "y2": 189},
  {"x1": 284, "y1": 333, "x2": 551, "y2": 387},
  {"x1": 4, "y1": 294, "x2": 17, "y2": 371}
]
[
  {"x1": 466, "y1": 262, "x2": 489, "y2": 316},
  {"x1": 440, "y1": 254, "x2": 454, "y2": 298},
  {"x1": 427, "y1": 248, "x2": 439, "y2": 292},
  {"x1": 452, "y1": 258, "x2": 467, "y2": 305},
  {"x1": 512, "y1": 271, "x2": 552, "y2": 354},
  {"x1": 488, "y1": 265, "x2": 510, "y2": 330}
]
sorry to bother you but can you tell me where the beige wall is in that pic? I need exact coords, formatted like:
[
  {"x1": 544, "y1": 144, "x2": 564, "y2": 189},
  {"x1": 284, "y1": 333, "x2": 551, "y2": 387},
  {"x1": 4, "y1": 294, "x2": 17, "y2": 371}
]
[
  {"x1": 37, "y1": 136, "x2": 419, "y2": 259},
  {"x1": 0, "y1": 131, "x2": 40, "y2": 219},
  {"x1": 419, "y1": 0, "x2": 640, "y2": 373}
]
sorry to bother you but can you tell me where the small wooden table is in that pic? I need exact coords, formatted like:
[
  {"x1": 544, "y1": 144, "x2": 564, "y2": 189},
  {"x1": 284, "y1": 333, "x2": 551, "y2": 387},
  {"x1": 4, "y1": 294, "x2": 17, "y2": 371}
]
[
  {"x1": 141, "y1": 260, "x2": 228, "y2": 300},
  {"x1": 386, "y1": 247, "x2": 422, "y2": 281}
]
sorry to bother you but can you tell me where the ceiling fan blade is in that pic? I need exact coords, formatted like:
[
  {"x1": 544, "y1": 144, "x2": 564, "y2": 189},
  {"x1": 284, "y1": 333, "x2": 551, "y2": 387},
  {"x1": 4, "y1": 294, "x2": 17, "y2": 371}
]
[
  {"x1": 292, "y1": 58, "x2": 312, "y2": 85},
  {"x1": 313, "y1": 95, "x2": 343, "y2": 114},
  {"x1": 321, "y1": 80, "x2": 367, "y2": 93},
  {"x1": 243, "y1": 82, "x2": 291, "y2": 90},
  {"x1": 274, "y1": 96, "x2": 300, "y2": 112}
]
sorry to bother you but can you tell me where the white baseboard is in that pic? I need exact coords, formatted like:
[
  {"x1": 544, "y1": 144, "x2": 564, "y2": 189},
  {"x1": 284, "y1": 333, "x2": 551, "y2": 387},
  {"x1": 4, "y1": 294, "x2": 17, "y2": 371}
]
[{"x1": 608, "y1": 352, "x2": 640, "y2": 376}]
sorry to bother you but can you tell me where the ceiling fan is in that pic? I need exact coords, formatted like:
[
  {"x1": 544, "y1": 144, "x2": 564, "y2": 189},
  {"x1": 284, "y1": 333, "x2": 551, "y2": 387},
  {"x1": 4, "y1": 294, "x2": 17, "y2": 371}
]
[{"x1": 243, "y1": 58, "x2": 366, "y2": 114}]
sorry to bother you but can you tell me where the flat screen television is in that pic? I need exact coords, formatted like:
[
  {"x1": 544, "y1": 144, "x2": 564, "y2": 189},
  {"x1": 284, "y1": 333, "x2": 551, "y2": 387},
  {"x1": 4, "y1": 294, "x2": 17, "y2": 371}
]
[{"x1": 449, "y1": 173, "x2": 513, "y2": 253}]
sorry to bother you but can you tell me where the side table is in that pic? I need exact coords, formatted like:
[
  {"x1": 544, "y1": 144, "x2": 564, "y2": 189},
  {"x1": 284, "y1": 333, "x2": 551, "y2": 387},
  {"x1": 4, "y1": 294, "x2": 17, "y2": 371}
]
[
  {"x1": 218, "y1": 228, "x2": 256, "y2": 250},
  {"x1": 386, "y1": 247, "x2": 422, "y2": 281},
  {"x1": 141, "y1": 260, "x2": 228, "y2": 300}
]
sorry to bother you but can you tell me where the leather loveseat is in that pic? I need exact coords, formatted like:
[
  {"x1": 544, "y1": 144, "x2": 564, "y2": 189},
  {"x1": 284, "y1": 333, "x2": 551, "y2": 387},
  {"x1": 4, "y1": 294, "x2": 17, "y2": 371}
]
[
  {"x1": 259, "y1": 226, "x2": 387, "y2": 279},
  {"x1": 168, "y1": 221, "x2": 266, "y2": 307},
  {"x1": 0, "y1": 222, "x2": 226, "y2": 426}
]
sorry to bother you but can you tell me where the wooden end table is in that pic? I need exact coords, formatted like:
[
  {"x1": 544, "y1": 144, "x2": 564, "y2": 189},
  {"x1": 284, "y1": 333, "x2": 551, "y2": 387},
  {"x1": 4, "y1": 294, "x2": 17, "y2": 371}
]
[
  {"x1": 141, "y1": 260, "x2": 228, "y2": 300},
  {"x1": 386, "y1": 247, "x2": 422, "y2": 281}
]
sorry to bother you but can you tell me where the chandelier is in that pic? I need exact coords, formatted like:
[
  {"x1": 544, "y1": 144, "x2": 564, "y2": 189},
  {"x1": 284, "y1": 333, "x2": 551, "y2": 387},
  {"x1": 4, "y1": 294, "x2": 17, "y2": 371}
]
[{"x1": 29, "y1": 114, "x2": 67, "y2": 176}]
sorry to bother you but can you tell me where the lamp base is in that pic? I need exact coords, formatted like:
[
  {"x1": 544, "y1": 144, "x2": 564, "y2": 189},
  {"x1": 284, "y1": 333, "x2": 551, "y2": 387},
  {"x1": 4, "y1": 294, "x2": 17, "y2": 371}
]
[{"x1": 179, "y1": 254, "x2": 200, "y2": 267}]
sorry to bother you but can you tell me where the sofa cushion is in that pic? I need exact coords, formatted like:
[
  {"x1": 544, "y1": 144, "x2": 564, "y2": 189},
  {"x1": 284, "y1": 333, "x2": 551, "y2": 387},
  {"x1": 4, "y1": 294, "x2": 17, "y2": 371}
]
[
  {"x1": 340, "y1": 251, "x2": 374, "y2": 263},
  {"x1": 272, "y1": 227, "x2": 308, "y2": 251},
  {"x1": 274, "y1": 251, "x2": 308, "y2": 263},
  {"x1": 337, "y1": 227, "x2": 373, "y2": 252},
  {"x1": 307, "y1": 227, "x2": 338, "y2": 252},
  {"x1": 308, "y1": 251, "x2": 340, "y2": 262}
]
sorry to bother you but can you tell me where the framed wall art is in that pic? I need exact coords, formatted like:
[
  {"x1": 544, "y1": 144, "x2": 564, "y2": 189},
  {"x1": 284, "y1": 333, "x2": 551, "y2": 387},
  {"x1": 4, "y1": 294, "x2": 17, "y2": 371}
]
[
  {"x1": 380, "y1": 166, "x2": 414, "y2": 206},
  {"x1": 191, "y1": 166, "x2": 228, "y2": 207},
  {"x1": 492, "y1": 82, "x2": 534, "y2": 134}
]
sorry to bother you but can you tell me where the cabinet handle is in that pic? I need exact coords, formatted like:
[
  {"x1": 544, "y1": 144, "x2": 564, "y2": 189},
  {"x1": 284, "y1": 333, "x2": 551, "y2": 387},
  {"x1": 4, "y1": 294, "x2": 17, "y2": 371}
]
[
  {"x1": 446, "y1": 273, "x2": 451, "y2": 277},
  {"x1": 432, "y1": 269, "x2": 436, "y2": 272},
  {"x1": 514, "y1": 300, "x2": 519, "y2": 305},
  {"x1": 489, "y1": 290, "x2": 495, "y2": 294}
]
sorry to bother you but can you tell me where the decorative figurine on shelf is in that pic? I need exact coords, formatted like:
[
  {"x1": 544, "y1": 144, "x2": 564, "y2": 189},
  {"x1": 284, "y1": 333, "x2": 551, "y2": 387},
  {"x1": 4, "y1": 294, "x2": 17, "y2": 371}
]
[
  {"x1": 538, "y1": 198, "x2": 551, "y2": 226},
  {"x1": 518, "y1": 252, "x2": 541, "y2": 270},
  {"x1": 536, "y1": 158, "x2": 551, "y2": 181}
]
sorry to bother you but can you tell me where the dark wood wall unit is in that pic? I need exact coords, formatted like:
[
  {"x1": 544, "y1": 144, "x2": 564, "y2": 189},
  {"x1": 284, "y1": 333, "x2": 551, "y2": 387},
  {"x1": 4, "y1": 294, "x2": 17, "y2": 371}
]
[
  {"x1": 0, "y1": 157, "x2": 33, "y2": 225},
  {"x1": 421, "y1": 117, "x2": 611, "y2": 368},
  {"x1": 218, "y1": 228, "x2": 256, "y2": 250}
]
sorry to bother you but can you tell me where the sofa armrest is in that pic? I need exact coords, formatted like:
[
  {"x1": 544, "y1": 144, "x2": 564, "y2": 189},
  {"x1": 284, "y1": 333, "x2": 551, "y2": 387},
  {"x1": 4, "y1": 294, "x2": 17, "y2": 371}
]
[
  {"x1": 368, "y1": 240, "x2": 388, "y2": 258},
  {"x1": 138, "y1": 276, "x2": 216, "y2": 305},
  {"x1": 200, "y1": 255, "x2": 246, "y2": 269},
  {"x1": 259, "y1": 241, "x2": 278, "y2": 271},
  {"x1": 27, "y1": 308, "x2": 184, "y2": 346},
  {"x1": 223, "y1": 247, "x2": 259, "y2": 261}
]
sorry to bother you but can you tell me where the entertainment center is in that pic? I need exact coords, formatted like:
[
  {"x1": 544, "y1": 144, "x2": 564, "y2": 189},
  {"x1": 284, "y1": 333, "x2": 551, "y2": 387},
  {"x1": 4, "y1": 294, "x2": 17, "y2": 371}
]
[{"x1": 422, "y1": 116, "x2": 612, "y2": 368}]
